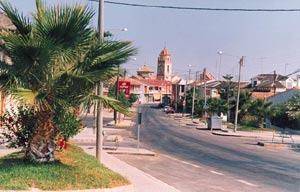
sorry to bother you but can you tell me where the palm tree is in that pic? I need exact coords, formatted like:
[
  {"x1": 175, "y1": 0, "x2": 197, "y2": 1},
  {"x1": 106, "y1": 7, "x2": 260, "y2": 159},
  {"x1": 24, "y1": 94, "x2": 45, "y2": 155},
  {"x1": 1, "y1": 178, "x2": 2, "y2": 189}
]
[
  {"x1": 0, "y1": 0, "x2": 136, "y2": 162},
  {"x1": 248, "y1": 99, "x2": 272, "y2": 128},
  {"x1": 207, "y1": 98, "x2": 228, "y2": 117}
]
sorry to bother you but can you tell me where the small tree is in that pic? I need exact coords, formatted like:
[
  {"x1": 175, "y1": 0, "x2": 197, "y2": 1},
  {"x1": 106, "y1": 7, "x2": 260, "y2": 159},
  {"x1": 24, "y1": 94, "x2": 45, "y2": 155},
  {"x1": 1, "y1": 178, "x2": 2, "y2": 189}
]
[
  {"x1": 270, "y1": 94, "x2": 300, "y2": 129},
  {"x1": 219, "y1": 74, "x2": 235, "y2": 120},
  {"x1": 118, "y1": 91, "x2": 131, "y2": 108},
  {"x1": 129, "y1": 94, "x2": 138, "y2": 106},
  {"x1": 0, "y1": 0, "x2": 136, "y2": 162},
  {"x1": 248, "y1": 99, "x2": 272, "y2": 128},
  {"x1": 207, "y1": 98, "x2": 228, "y2": 117}
]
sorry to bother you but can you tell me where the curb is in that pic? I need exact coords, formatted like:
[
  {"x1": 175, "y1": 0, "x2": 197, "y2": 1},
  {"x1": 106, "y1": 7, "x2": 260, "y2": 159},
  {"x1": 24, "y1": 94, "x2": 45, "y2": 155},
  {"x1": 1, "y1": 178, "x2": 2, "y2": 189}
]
[
  {"x1": 106, "y1": 150, "x2": 156, "y2": 156},
  {"x1": 211, "y1": 132, "x2": 243, "y2": 137},
  {"x1": 0, "y1": 184, "x2": 134, "y2": 192}
]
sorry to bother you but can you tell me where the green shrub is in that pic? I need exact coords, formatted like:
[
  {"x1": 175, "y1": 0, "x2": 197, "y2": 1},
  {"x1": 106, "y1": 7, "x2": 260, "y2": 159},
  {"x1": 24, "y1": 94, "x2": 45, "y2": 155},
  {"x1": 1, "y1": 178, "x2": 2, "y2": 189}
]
[
  {"x1": 240, "y1": 115, "x2": 257, "y2": 127},
  {"x1": 54, "y1": 110, "x2": 82, "y2": 140}
]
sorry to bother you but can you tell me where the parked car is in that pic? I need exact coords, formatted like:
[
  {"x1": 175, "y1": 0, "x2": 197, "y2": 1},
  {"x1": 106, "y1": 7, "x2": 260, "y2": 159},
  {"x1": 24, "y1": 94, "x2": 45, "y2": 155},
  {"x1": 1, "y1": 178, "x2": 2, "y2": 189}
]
[
  {"x1": 166, "y1": 107, "x2": 175, "y2": 114},
  {"x1": 164, "y1": 106, "x2": 170, "y2": 112}
]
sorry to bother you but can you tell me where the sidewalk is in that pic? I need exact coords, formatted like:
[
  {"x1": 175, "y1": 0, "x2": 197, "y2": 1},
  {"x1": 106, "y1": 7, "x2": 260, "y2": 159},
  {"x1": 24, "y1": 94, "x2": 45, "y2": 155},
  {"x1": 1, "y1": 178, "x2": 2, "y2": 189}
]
[
  {"x1": 81, "y1": 146, "x2": 179, "y2": 192},
  {"x1": 212, "y1": 128, "x2": 300, "y2": 144}
]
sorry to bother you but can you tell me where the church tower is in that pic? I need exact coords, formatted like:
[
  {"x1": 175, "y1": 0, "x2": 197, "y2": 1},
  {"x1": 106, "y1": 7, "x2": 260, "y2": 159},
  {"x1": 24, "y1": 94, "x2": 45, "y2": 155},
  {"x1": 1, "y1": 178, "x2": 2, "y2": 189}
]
[{"x1": 157, "y1": 47, "x2": 172, "y2": 81}]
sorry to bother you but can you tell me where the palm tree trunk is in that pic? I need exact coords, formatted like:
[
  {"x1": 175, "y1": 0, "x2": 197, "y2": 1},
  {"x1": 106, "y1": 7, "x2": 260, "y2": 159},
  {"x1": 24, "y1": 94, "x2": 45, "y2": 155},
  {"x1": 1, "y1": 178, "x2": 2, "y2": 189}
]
[{"x1": 26, "y1": 109, "x2": 57, "y2": 163}]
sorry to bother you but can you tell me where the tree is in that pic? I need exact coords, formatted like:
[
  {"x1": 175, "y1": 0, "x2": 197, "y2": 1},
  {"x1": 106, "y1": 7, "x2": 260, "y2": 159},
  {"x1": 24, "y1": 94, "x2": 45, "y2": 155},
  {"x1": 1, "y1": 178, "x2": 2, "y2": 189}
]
[
  {"x1": 270, "y1": 94, "x2": 300, "y2": 129},
  {"x1": 219, "y1": 74, "x2": 235, "y2": 120},
  {"x1": 285, "y1": 94, "x2": 300, "y2": 121},
  {"x1": 0, "y1": 0, "x2": 136, "y2": 162},
  {"x1": 118, "y1": 91, "x2": 131, "y2": 108},
  {"x1": 128, "y1": 93, "x2": 138, "y2": 106},
  {"x1": 207, "y1": 98, "x2": 228, "y2": 116},
  {"x1": 186, "y1": 88, "x2": 202, "y2": 113},
  {"x1": 247, "y1": 99, "x2": 272, "y2": 128},
  {"x1": 231, "y1": 91, "x2": 252, "y2": 122}
]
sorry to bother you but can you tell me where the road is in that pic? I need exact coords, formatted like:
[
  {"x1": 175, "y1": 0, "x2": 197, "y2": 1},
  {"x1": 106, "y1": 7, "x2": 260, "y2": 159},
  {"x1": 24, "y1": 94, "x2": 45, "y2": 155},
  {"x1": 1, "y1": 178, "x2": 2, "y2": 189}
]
[{"x1": 115, "y1": 104, "x2": 300, "y2": 192}]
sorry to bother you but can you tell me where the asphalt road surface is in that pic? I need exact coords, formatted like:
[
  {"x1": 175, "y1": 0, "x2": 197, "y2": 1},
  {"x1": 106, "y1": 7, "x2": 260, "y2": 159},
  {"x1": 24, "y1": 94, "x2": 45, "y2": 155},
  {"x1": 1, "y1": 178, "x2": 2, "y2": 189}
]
[{"x1": 115, "y1": 104, "x2": 300, "y2": 192}]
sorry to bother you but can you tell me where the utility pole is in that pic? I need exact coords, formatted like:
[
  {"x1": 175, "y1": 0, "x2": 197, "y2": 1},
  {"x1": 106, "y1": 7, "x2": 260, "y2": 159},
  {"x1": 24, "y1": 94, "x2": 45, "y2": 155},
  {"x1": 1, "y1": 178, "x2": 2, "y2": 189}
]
[
  {"x1": 203, "y1": 68, "x2": 208, "y2": 119},
  {"x1": 175, "y1": 83, "x2": 178, "y2": 112},
  {"x1": 183, "y1": 68, "x2": 191, "y2": 117},
  {"x1": 217, "y1": 51, "x2": 223, "y2": 80},
  {"x1": 191, "y1": 78, "x2": 196, "y2": 120},
  {"x1": 96, "y1": 0, "x2": 104, "y2": 162},
  {"x1": 234, "y1": 56, "x2": 244, "y2": 132},
  {"x1": 273, "y1": 70, "x2": 277, "y2": 95},
  {"x1": 114, "y1": 65, "x2": 120, "y2": 124}
]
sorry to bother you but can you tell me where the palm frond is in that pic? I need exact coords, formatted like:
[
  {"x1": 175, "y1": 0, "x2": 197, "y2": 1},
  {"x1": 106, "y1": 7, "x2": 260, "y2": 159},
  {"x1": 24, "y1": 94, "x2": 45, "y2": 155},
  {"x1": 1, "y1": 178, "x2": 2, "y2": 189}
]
[
  {"x1": 0, "y1": 1, "x2": 32, "y2": 35},
  {"x1": 82, "y1": 94, "x2": 130, "y2": 116},
  {"x1": 10, "y1": 88, "x2": 39, "y2": 107},
  {"x1": 35, "y1": 0, "x2": 46, "y2": 20}
]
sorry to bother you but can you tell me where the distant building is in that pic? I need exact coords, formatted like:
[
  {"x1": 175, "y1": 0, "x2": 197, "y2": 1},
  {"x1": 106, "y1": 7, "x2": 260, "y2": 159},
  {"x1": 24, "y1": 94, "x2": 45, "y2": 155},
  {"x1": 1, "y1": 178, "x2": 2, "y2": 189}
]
[
  {"x1": 157, "y1": 47, "x2": 172, "y2": 81},
  {"x1": 249, "y1": 73, "x2": 296, "y2": 99},
  {"x1": 137, "y1": 65, "x2": 154, "y2": 79}
]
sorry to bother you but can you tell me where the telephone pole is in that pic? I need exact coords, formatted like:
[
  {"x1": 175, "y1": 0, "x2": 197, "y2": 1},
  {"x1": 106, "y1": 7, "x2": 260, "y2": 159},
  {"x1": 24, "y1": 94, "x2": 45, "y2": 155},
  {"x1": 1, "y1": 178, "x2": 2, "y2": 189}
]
[
  {"x1": 96, "y1": 0, "x2": 104, "y2": 162},
  {"x1": 234, "y1": 56, "x2": 244, "y2": 132},
  {"x1": 273, "y1": 70, "x2": 277, "y2": 95},
  {"x1": 182, "y1": 66, "x2": 192, "y2": 117},
  {"x1": 191, "y1": 73, "x2": 196, "y2": 120},
  {"x1": 203, "y1": 68, "x2": 208, "y2": 119},
  {"x1": 114, "y1": 65, "x2": 120, "y2": 124}
]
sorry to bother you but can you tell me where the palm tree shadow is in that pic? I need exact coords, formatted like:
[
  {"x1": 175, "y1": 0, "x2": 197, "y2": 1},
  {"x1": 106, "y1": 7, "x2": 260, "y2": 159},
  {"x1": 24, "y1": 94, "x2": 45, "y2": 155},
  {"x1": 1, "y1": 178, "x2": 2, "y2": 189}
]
[{"x1": 0, "y1": 151, "x2": 73, "y2": 170}]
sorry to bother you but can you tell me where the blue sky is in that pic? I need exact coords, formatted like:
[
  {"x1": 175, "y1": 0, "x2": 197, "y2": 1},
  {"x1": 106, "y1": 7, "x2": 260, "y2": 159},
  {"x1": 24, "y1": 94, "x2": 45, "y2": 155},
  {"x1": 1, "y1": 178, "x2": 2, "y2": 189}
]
[{"x1": 8, "y1": 0, "x2": 300, "y2": 80}]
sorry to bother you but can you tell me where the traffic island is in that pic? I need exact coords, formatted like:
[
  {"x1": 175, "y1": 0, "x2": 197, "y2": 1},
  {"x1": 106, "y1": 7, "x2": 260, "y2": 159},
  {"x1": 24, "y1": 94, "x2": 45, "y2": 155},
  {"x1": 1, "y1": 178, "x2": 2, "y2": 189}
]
[{"x1": 0, "y1": 145, "x2": 130, "y2": 191}]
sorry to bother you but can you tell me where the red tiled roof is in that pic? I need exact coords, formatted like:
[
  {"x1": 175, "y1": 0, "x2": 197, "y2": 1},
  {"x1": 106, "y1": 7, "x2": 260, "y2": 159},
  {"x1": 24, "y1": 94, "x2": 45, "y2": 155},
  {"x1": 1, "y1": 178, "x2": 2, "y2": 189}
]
[
  {"x1": 124, "y1": 77, "x2": 142, "y2": 86},
  {"x1": 251, "y1": 92, "x2": 275, "y2": 99},
  {"x1": 137, "y1": 78, "x2": 171, "y2": 87}
]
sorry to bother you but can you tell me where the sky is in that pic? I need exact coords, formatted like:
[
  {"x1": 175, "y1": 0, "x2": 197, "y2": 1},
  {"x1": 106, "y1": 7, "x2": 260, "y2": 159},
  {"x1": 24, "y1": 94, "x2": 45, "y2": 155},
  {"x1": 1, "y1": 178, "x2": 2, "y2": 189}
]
[{"x1": 7, "y1": 0, "x2": 300, "y2": 81}]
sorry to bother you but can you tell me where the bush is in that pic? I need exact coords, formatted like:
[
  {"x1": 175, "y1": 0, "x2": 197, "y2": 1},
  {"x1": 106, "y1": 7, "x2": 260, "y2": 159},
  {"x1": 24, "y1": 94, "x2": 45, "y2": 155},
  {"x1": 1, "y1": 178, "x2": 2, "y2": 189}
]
[
  {"x1": 54, "y1": 109, "x2": 82, "y2": 140},
  {"x1": 128, "y1": 93, "x2": 138, "y2": 106},
  {"x1": 240, "y1": 115, "x2": 257, "y2": 127},
  {"x1": 0, "y1": 106, "x2": 37, "y2": 149},
  {"x1": 270, "y1": 94, "x2": 300, "y2": 129}
]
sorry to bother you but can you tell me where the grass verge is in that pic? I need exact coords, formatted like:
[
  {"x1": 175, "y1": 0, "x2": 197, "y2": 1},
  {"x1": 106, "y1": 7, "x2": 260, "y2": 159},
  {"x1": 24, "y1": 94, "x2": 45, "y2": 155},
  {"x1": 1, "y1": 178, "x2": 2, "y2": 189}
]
[{"x1": 0, "y1": 145, "x2": 129, "y2": 190}]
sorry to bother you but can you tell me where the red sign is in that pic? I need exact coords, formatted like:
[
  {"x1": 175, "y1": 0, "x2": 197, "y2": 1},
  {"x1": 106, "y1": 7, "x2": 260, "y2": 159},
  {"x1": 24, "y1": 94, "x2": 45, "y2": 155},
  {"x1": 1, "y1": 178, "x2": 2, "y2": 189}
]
[{"x1": 118, "y1": 80, "x2": 131, "y2": 98}]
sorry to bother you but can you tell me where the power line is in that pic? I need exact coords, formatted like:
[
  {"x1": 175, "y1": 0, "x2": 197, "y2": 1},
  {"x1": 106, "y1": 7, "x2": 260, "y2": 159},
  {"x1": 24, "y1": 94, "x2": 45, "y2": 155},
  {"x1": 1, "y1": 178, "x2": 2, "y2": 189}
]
[{"x1": 88, "y1": 0, "x2": 300, "y2": 12}]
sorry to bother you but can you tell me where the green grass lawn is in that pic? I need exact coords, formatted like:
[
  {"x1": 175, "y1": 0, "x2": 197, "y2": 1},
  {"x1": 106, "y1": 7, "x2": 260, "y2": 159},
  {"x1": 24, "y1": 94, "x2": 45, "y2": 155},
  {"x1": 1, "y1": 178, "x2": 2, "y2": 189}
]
[{"x1": 0, "y1": 145, "x2": 129, "y2": 190}]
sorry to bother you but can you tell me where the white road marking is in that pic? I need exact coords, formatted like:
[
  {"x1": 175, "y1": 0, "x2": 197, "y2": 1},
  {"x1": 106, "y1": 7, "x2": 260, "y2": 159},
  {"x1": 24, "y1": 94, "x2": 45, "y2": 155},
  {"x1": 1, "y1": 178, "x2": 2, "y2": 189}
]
[
  {"x1": 161, "y1": 154, "x2": 202, "y2": 168},
  {"x1": 236, "y1": 179, "x2": 258, "y2": 187},
  {"x1": 210, "y1": 170, "x2": 224, "y2": 175}
]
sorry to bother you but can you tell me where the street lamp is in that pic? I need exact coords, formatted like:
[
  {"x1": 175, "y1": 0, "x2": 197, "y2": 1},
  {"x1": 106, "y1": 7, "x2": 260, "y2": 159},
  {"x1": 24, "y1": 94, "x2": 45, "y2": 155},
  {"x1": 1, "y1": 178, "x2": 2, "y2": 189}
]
[
  {"x1": 121, "y1": 27, "x2": 128, "y2": 32},
  {"x1": 217, "y1": 51, "x2": 223, "y2": 80}
]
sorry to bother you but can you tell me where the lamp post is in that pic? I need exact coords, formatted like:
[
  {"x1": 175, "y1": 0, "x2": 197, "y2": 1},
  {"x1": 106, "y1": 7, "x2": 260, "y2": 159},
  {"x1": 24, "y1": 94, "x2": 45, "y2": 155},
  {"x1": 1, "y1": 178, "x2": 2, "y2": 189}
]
[{"x1": 217, "y1": 51, "x2": 223, "y2": 80}]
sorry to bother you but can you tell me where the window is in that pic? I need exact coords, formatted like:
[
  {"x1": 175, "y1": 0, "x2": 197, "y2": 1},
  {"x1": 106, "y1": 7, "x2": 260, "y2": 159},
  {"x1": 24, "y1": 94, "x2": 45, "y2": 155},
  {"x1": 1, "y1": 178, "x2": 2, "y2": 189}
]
[{"x1": 167, "y1": 65, "x2": 170, "y2": 73}]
